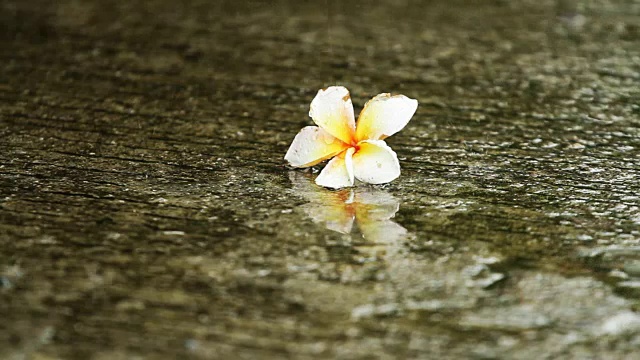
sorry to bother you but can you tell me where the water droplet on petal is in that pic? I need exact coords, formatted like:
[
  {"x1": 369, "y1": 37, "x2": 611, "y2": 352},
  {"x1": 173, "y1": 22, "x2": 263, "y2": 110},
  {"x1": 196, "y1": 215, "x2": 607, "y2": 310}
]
[{"x1": 323, "y1": 134, "x2": 334, "y2": 145}]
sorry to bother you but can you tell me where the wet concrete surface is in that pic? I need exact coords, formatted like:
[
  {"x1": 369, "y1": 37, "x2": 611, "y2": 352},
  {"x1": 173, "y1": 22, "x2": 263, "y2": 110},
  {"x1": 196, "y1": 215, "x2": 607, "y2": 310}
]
[{"x1": 1, "y1": 0, "x2": 639, "y2": 358}]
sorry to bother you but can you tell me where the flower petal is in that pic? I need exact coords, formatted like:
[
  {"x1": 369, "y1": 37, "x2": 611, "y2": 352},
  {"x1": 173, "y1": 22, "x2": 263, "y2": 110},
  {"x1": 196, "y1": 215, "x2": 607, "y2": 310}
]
[
  {"x1": 315, "y1": 148, "x2": 355, "y2": 189},
  {"x1": 309, "y1": 86, "x2": 356, "y2": 144},
  {"x1": 285, "y1": 126, "x2": 349, "y2": 168},
  {"x1": 352, "y1": 140, "x2": 400, "y2": 184},
  {"x1": 355, "y1": 93, "x2": 418, "y2": 142}
]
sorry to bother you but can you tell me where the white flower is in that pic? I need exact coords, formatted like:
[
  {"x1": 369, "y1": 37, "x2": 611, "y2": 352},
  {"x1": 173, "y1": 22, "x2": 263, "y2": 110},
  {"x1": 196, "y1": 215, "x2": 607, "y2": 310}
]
[{"x1": 284, "y1": 86, "x2": 418, "y2": 189}]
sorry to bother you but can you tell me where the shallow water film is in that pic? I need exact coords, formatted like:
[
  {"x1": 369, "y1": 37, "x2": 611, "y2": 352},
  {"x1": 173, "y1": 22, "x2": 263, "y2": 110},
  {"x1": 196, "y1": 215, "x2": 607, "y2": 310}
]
[{"x1": 1, "y1": 0, "x2": 640, "y2": 359}]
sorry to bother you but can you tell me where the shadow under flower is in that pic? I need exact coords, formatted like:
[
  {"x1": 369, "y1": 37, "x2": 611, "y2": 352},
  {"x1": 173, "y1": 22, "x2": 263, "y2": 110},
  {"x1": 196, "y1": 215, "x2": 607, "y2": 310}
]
[{"x1": 288, "y1": 172, "x2": 408, "y2": 247}]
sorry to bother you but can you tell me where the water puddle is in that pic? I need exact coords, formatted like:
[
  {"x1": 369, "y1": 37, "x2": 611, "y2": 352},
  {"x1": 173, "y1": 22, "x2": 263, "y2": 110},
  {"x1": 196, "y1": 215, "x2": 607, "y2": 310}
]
[{"x1": 289, "y1": 171, "x2": 408, "y2": 248}]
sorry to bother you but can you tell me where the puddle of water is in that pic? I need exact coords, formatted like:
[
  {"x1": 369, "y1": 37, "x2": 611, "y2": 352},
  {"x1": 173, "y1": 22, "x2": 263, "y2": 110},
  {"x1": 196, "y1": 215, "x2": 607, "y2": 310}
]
[{"x1": 290, "y1": 171, "x2": 407, "y2": 243}]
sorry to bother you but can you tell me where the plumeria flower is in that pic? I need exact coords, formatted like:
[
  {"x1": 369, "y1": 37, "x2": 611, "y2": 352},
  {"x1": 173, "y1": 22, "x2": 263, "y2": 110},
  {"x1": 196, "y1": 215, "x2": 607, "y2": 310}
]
[{"x1": 285, "y1": 86, "x2": 418, "y2": 189}]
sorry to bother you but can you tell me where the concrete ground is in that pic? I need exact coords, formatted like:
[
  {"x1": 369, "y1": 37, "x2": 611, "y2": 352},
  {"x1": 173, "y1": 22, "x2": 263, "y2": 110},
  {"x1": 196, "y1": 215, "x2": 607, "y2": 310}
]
[{"x1": 1, "y1": 0, "x2": 639, "y2": 358}]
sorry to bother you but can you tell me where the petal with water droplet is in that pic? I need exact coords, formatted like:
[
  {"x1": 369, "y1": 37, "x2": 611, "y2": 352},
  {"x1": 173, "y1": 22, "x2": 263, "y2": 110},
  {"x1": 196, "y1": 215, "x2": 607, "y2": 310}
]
[
  {"x1": 284, "y1": 126, "x2": 349, "y2": 167},
  {"x1": 352, "y1": 140, "x2": 400, "y2": 184},
  {"x1": 309, "y1": 86, "x2": 356, "y2": 144},
  {"x1": 315, "y1": 147, "x2": 355, "y2": 189},
  {"x1": 355, "y1": 93, "x2": 418, "y2": 142}
]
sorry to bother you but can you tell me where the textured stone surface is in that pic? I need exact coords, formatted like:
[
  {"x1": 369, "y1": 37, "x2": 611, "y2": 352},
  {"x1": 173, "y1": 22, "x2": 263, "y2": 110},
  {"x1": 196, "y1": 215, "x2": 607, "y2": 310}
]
[{"x1": 1, "y1": 0, "x2": 639, "y2": 359}]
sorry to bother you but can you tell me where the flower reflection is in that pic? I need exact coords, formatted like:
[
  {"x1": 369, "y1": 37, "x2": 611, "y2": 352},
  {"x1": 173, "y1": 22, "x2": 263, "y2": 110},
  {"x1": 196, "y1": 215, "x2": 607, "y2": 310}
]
[{"x1": 289, "y1": 172, "x2": 408, "y2": 245}]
